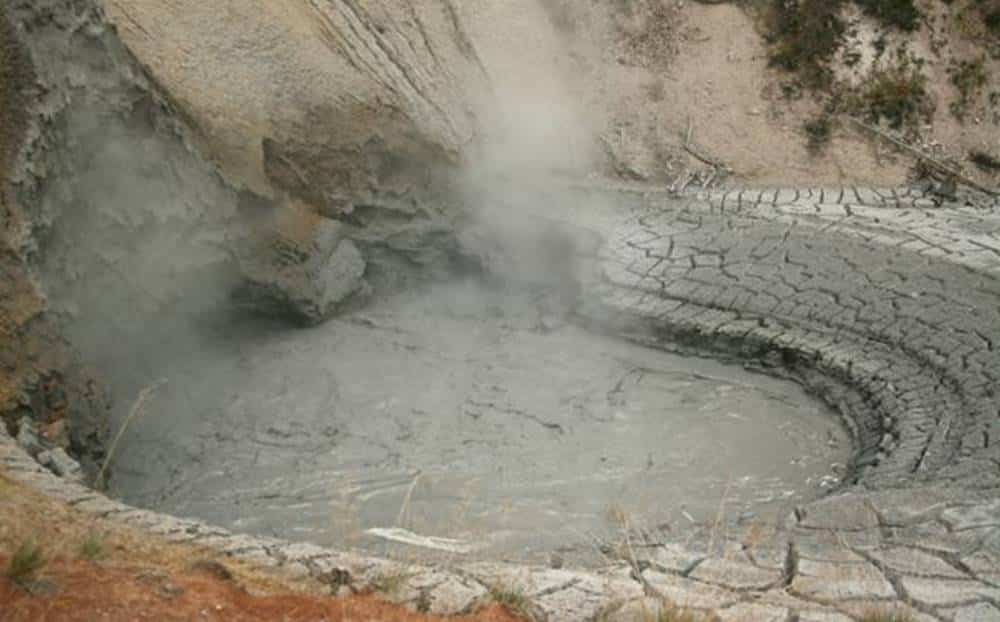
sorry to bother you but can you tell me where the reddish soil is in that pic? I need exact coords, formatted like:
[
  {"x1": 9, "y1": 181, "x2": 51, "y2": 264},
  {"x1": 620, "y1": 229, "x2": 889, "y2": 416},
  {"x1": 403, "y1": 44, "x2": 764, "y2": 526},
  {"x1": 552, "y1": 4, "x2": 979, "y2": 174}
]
[
  {"x1": 0, "y1": 557, "x2": 525, "y2": 622},
  {"x1": 0, "y1": 474, "x2": 525, "y2": 622}
]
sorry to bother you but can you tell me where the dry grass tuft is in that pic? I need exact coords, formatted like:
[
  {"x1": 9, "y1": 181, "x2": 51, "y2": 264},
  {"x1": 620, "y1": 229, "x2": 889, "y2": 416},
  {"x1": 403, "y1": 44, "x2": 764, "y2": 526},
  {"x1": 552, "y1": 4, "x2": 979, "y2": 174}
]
[
  {"x1": 838, "y1": 53, "x2": 932, "y2": 134},
  {"x1": 489, "y1": 583, "x2": 535, "y2": 621},
  {"x1": 77, "y1": 532, "x2": 107, "y2": 562},
  {"x1": 949, "y1": 56, "x2": 988, "y2": 121},
  {"x1": 371, "y1": 567, "x2": 414, "y2": 597},
  {"x1": 96, "y1": 379, "x2": 165, "y2": 490},
  {"x1": 7, "y1": 538, "x2": 46, "y2": 585},
  {"x1": 648, "y1": 604, "x2": 718, "y2": 622},
  {"x1": 858, "y1": 608, "x2": 916, "y2": 622}
]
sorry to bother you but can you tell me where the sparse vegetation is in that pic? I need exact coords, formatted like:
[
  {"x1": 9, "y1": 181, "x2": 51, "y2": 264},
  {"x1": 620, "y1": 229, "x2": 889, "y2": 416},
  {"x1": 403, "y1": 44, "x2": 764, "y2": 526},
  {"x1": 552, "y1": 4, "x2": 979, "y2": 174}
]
[
  {"x1": 955, "y1": 1, "x2": 1000, "y2": 45},
  {"x1": 858, "y1": 608, "x2": 916, "y2": 622},
  {"x1": 949, "y1": 56, "x2": 988, "y2": 121},
  {"x1": 612, "y1": 0, "x2": 680, "y2": 69},
  {"x1": 489, "y1": 583, "x2": 534, "y2": 620},
  {"x1": 755, "y1": 0, "x2": 928, "y2": 90},
  {"x1": 841, "y1": 54, "x2": 933, "y2": 132},
  {"x1": 803, "y1": 114, "x2": 834, "y2": 155},
  {"x1": 987, "y1": 9, "x2": 1000, "y2": 36},
  {"x1": 79, "y1": 531, "x2": 108, "y2": 561},
  {"x1": 763, "y1": 0, "x2": 847, "y2": 89},
  {"x1": 7, "y1": 538, "x2": 46, "y2": 585},
  {"x1": 970, "y1": 150, "x2": 1000, "y2": 174},
  {"x1": 854, "y1": 0, "x2": 922, "y2": 32},
  {"x1": 648, "y1": 604, "x2": 719, "y2": 622},
  {"x1": 371, "y1": 568, "x2": 413, "y2": 597}
]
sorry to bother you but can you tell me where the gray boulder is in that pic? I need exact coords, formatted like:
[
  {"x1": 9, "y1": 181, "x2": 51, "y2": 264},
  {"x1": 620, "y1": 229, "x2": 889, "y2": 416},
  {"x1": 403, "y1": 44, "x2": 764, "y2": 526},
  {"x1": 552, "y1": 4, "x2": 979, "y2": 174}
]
[
  {"x1": 235, "y1": 217, "x2": 367, "y2": 325},
  {"x1": 15, "y1": 418, "x2": 43, "y2": 456},
  {"x1": 37, "y1": 447, "x2": 84, "y2": 482}
]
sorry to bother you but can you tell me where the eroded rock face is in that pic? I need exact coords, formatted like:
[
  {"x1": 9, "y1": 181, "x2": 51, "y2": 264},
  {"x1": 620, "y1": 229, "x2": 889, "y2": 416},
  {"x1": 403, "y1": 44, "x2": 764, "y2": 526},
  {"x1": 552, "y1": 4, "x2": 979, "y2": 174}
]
[{"x1": 100, "y1": 0, "x2": 491, "y2": 210}]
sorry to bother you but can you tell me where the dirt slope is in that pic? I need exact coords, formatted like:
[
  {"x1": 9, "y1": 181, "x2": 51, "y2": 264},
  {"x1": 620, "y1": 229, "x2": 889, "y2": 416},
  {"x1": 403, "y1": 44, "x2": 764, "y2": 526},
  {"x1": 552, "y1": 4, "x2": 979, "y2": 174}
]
[{"x1": 104, "y1": 0, "x2": 999, "y2": 193}]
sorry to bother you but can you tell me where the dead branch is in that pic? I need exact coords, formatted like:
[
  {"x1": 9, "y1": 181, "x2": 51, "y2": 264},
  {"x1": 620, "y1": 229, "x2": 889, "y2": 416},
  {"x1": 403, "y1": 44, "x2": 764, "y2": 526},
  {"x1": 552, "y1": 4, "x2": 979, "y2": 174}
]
[
  {"x1": 682, "y1": 116, "x2": 730, "y2": 174},
  {"x1": 843, "y1": 116, "x2": 998, "y2": 197}
]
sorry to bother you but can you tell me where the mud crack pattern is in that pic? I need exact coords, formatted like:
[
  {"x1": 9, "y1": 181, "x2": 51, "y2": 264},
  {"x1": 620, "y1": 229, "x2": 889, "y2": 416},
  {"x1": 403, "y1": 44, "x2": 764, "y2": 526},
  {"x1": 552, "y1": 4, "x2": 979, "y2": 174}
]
[{"x1": 594, "y1": 186, "x2": 1000, "y2": 492}]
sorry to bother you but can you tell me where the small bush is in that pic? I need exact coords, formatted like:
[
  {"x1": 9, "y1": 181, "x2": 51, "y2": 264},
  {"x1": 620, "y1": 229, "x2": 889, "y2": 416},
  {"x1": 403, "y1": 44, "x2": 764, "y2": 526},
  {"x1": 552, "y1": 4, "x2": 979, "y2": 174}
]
[
  {"x1": 490, "y1": 584, "x2": 534, "y2": 620},
  {"x1": 765, "y1": 0, "x2": 847, "y2": 89},
  {"x1": 78, "y1": 532, "x2": 107, "y2": 561},
  {"x1": 757, "y1": 0, "x2": 928, "y2": 91},
  {"x1": 987, "y1": 10, "x2": 1000, "y2": 35},
  {"x1": 803, "y1": 115, "x2": 834, "y2": 154},
  {"x1": 970, "y1": 150, "x2": 1000, "y2": 174},
  {"x1": 842, "y1": 54, "x2": 933, "y2": 132},
  {"x1": 7, "y1": 539, "x2": 46, "y2": 585},
  {"x1": 949, "y1": 57, "x2": 988, "y2": 121},
  {"x1": 854, "y1": 0, "x2": 922, "y2": 31},
  {"x1": 371, "y1": 569, "x2": 412, "y2": 597}
]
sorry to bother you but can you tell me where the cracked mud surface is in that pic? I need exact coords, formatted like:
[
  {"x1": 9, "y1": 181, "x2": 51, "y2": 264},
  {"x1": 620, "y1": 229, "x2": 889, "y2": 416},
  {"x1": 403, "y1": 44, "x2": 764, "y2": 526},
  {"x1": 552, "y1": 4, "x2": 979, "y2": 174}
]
[
  {"x1": 105, "y1": 280, "x2": 847, "y2": 565},
  {"x1": 7, "y1": 184, "x2": 1000, "y2": 620},
  {"x1": 595, "y1": 185, "x2": 1000, "y2": 491}
]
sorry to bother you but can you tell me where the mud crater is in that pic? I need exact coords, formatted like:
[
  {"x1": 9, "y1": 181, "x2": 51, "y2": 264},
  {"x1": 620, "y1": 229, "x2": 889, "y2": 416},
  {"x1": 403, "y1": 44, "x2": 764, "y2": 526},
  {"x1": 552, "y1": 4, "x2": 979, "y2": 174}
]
[
  {"x1": 5, "y1": 0, "x2": 851, "y2": 569},
  {"x1": 98, "y1": 278, "x2": 849, "y2": 566}
]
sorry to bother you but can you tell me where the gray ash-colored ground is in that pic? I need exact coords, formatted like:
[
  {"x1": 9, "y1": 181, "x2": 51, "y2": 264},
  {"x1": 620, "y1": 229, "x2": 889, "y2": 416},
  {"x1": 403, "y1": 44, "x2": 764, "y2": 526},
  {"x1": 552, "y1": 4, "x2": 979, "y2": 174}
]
[{"x1": 101, "y1": 279, "x2": 848, "y2": 566}]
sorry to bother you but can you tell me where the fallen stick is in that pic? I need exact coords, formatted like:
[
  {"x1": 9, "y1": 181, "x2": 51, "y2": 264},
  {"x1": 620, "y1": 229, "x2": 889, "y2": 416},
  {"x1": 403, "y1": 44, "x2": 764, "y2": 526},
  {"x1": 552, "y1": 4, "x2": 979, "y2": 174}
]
[
  {"x1": 843, "y1": 116, "x2": 998, "y2": 197},
  {"x1": 684, "y1": 143, "x2": 725, "y2": 169},
  {"x1": 683, "y1": 116, "x2": 730, "y2": 172}
]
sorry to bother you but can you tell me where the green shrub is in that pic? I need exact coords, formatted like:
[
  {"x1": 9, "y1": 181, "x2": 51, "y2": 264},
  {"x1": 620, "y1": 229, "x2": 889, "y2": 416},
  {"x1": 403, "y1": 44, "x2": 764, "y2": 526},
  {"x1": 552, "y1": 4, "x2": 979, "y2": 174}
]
[
  {"x1": 757, "y1": 0, "x2": 926, "y2": 91},
  {"x1": 765, "y1": 0, "x2": 847, "y2": 89},
  {"x1": 987, "y1": 9, "x2": 1000, "y2": 35},
  {"x1": 7, "y1": 539, "x2": 46, "y2": 585},
  {"x1": 949, "y1": 57, "x2": 988, "y2": 121},
  {"x1": 489, "y1": 584, "x2": 535, "y2": 620},
  {"x1": 803, "y1": 115, "x2": 834, "y2": 154},
  {"x1": 842, "y1": 54, "x2": 933, "y2": 131},
  {"x1": 970, "y1": 150, "x2": 1000, "y2": 174},
  {"x1": 78, "y1": 532, "x2": 107, "y2": 561},
  {"x1": 854, "y1": 0, "x2": 922, "y2": 31}
]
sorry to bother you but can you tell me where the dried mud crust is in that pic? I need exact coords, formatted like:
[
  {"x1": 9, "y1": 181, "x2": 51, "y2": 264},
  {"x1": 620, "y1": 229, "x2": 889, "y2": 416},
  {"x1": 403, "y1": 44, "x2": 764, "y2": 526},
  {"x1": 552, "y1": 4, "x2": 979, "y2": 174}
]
[
  {"x1": 4, "y1": 186, "x2": 1000, "y2": 621},
  {"x1": 593, "y1": 186, "x2": 1000, "y2": 492}
]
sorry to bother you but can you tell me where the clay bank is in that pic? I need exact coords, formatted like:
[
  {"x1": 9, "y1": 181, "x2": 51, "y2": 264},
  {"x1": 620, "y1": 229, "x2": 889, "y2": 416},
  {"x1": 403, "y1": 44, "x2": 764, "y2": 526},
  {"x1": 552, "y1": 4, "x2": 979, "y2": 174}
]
[{"x1": 2, "y1": 2, "x2": 1000, "y2": 621}]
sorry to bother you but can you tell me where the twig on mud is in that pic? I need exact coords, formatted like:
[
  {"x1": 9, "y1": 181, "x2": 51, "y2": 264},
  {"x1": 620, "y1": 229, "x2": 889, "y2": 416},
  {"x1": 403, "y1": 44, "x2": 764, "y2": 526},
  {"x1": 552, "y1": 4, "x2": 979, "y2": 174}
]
[
  {"x1": 669, "y1": 170, "x2": 694, "y2": 194},
  {"x1": 707, "y1": 481, "x2": 733, "y2": 558},
  {"x1": 395, "y1": 471, "x2": 422, "y2": 528},
  {"x1": 619, "y1": 512, "x2": 667, "y2": 601},
  {"x1": 680, "y1": 117, "x2": 731, "y2": 193},
  {"x1": 96, "y1": 379, "x2": 166, "y2": 491},
  {"x1": 843, "y1": 115, "x2": 998, "y2": 197},
  {"x1": 683, "y1": 117, "x2": 729, "y2": 171},
  {"x1": 683, "y1": 143, "x2": 725, "y2": 169}
]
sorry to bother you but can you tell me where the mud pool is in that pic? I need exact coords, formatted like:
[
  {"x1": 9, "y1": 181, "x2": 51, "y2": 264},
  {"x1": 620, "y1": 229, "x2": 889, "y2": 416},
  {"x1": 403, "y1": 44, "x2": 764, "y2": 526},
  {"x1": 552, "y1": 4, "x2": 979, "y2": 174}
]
[{"x1": 103, "y1": 280, "x2": 850, "y2": 565}]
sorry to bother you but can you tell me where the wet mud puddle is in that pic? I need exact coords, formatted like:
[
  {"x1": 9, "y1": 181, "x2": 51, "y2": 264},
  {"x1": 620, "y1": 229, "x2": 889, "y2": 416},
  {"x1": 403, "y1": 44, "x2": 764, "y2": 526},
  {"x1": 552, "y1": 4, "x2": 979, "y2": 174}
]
[{"x1": 110, "y1": 281, "x2": 850, "y2": 565}]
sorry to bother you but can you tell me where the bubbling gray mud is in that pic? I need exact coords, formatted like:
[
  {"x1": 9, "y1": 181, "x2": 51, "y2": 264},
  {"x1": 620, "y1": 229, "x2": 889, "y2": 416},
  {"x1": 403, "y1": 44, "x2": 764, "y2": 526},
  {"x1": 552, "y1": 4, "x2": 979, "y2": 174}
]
[{"x1": 107, "y1": 279, "x2": 849, "y2": 565}]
